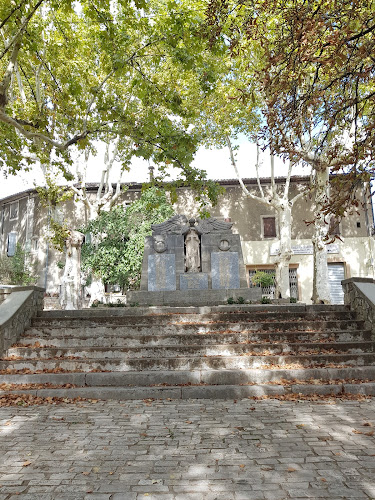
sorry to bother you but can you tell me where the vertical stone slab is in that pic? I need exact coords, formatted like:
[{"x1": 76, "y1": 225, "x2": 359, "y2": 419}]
[
  {"x1": 148, "y1": 254, "x2": 176, "y2": 291},
  {"x1": 211, "y1": 252, "x2": 240, "y2": 289}
]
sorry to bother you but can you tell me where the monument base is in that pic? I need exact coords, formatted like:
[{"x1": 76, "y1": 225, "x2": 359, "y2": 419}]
[{"x1": 126, "y1": 288, "x2": 261, "y2": 307}]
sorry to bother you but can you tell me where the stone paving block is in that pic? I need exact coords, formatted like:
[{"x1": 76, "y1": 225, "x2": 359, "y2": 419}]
[
  {"x1": 111, "y1": 495, "x2": 137, "y2": 500},
  {"x1": 84, "y1": 495, "x2": 111, "y2": 500},
  {"x1": 7, "y1": 496, "x2": 54, "y2": 500},
  {"x1": 234, "y1": 493, "x2": 265, "y2": 500},
  {"x1": 1, "y1": 399, "x2": 375, "y2": 499}
]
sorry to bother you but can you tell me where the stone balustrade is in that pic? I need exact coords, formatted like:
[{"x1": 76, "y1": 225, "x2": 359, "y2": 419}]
[
  {"x1": 0, "y1": 286, "x2": 45, "y2": 356},
  {"x1": 342, "y1": 277, "x2": 375, "y2": 338}
]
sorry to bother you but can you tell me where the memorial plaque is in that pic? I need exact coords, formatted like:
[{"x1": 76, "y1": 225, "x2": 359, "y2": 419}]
[
  {"x1": 180, "y1": 273, "x2": 208, "y2": 290},
  {"x1": 211, "y1": 252, "x2": 240, "y2": 289},
  {"x1": 148, "y1": 254, "x2": 176, "y2": 291}
]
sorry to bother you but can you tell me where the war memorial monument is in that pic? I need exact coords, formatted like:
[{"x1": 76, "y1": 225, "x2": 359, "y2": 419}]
[{"x1": 127, "y1": 215, "x2": 261, "y2": 306}]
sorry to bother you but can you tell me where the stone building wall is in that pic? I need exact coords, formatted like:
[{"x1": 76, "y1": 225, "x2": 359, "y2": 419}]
[{"x1": 0, "y1": 178, "x2": 373, "y2": 304}]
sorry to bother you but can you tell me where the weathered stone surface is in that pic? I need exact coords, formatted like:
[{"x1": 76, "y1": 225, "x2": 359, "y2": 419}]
[
  {"x1": 1, "y1": 398, "x2": 375, "y2": 498},
  {"x1": 141, "y1": 215, "x2": 249, "y2": 297},
  {"x1": 180, "y1": 273, "x2": 208, "y2": 290},
  {"x1": 127, "y1": 287, "x2": 260, "y2": 306},
  {"x1": 148, "y1": 254, "x2": 176, "y2": 292},
  {"x1": 0, "y1": 286, "x2": 44, "y2": 356},
  {"x1": 211, "y1": 252, "x2": 240, "y2": 289},
  {"x1": 342, "y1": 277, "x2": 375, "y2": 340}
]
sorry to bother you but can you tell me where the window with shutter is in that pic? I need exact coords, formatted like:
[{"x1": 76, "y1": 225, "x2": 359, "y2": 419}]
[
  {"x1": 328, "y1": 217, "x2": 340, "y2": 236},
  {"x1": 7, "y1": 232, "x2": 17, "y2": 256},
  {"x1": 262, "y1": 217, "x2": 277, "y2": 238}
]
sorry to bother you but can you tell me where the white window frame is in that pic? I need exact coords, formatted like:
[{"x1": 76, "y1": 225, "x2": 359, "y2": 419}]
[
  {"x1": 7, "y1": 232, "x2": 17, "y2": 256},
  {"x1": 9, "y1": 201, "x2": 19, "y2": 221},
  {"x1": 31, "y1": 236, "x2": 39, "y2": 253}
]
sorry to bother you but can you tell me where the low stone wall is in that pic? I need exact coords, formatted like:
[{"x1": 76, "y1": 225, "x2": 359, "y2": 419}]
[
  {"x1": 0, "y1": 288, "x2": 13, "y2": 306},
  {"x1": 342, "y1": 277, "x2": 375, "y2": 338},
  {"x1": 0, "y1": 286, "x2": 45, "y2": 356}
]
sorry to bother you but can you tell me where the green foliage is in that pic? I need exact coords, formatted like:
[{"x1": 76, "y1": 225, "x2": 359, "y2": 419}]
[
  {"x1": 227, "y1": 296, "x2": 245, "y2": 304},
  {"x1": 0, "y1": 244, "x2": 38, "y2": 286},
  {"x1": 90, "y1": 300, "x2": 103, "y2": 308},
  {"x1": 205, "y1": 0, "x2": 375, "y2": 215},
  {"x1": 0, "y1": 256, "x2": 12, "y2": 284},
  {"x1": 261, "y1": 296, "x2": 271, "y2": 304},
  {"x1": 107, "y1": 301, "x2": 126, "y2": 308},
  {"x1": 36, "y1": 175, "x2": 72, "y2": 252},
  {"x1": 81, "y1": 187, "x2": 175, "y2": 291},
  {"x1": 49, "y1": 218, "x2": 71, "y2": 253},
  {"x1": 290, "y1": 297, "x2": 297, "y2": 304},
  {"x1": 0, "y1": 0, "x2": 224, "y2": 210},
  {"x1": 251, "y1": 271, "x2": 275, "y2": 289},
  {"x1": 36, "y1": 175, "x2": 74, "y2": 208}
]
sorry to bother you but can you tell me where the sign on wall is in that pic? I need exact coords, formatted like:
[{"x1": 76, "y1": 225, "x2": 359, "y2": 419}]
[{"x1": 270, "y1": 243, "x2": 339, "y2": 256}]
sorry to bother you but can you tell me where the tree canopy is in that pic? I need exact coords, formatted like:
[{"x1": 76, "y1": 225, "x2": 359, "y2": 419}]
[
  {"x1": 0, "y1": 0, "x2": 225, "y2": 206},
  {"x1": 206, "y1": 0, "x2": 375, "y2": 214},
  {"x1": 81, "y1": 187, "x2": 175, "y2": 291}
]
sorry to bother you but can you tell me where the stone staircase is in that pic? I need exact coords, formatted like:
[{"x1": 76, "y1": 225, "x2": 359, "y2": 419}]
[{"x1": 1, "y1": 304, "x2": 375, "y2": 399}]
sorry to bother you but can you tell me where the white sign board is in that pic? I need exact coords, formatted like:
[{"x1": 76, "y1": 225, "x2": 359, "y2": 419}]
[{"x1": 270, "y1": 243, "x2": 339, "y2": 256}]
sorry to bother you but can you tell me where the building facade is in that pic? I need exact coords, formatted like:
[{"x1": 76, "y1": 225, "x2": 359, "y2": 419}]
[{"x1": 0, "y1": 177, "x2": 374, "y2": 304}]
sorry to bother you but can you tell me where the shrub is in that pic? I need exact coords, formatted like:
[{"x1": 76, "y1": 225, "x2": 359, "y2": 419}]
[
  {"x1": 251, "y1": 270, "x2": 275, "y2": 288},
  {"x1": 0, "y1": 244, "x2": 38, "y2": 286}
]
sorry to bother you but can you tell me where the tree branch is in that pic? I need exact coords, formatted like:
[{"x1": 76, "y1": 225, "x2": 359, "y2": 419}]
[
  {"x1": 70, "y1": 185, "x2": 91, "y2": 211},
  {"x1": 283, "y1": 159, "x2": 293, "y2": 201},
  {"x1": 0, "y1": 109, "x2": 116, "y2": 149},
  {"x1": 270, "y1": 153, "x2": 276, "y2": 198},
  {"x1": 0, "y1": 0, "x2": 45, "y2": 62},
  {"x1": 345, "y1": 22, "x2": 375, "y2": 43},
  {"x1": 15, "y1": 62, "x2": 26, "y2": 104},
  {"x1": 255, "y1": 143, "x2": 266, "y2": 200},
  {"x1": 0, "y1": 30, "x2": 23, "y2": 107},
  {"x1": 84, "y1": 69, "x2": 115, "y2": 131},
  {"x1": 226, "y1": 135, "x2": 269, "y2": 205},
  {"x1": 0, "y1": 0, "x2": 28, "y2": 31}
]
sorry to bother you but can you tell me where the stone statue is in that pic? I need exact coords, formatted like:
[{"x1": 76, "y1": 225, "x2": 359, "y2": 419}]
[
  {"x1": 153, "y1": 235, "x2": 167, "y2": 253},
  {"x1": 151, "y1": 214, "x2": 189, "y2": 235},
  {"x1": 196, "y1": 217, "x2": 233, "y2": 234},
  {"x1": 185, "y1": 228, "x2": 201, "y2": 273}
]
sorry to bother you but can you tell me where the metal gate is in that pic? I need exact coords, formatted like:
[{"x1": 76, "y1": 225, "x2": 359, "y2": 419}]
[
  {"x1": 249, "y1": 268, "x2": 298, "y2": 299},
  {"x1": 328, "y1": 263, "x2": 345, "y2": 304}
]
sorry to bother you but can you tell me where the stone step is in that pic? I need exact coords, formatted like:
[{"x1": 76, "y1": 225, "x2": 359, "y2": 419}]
[
  {"x1": 25, "y1": 319, "x2": 366, "y2": 337},
  {"x1": 17, "y1": 329, "x2": 372, "y2": 347},
  {"x1": 2, "y1": 366, "x2": 375, "y2": 387},
  {"x1": 2, "y1": 303, "x2": 372, "y2": 400},
  {"x1": 5, "y1": 340, "x2": 374, "y2": 360},
  {"x1": 38, "y1": 303, "x2": 349, "y2": 318},
  {"x1": 1, "y1": 352, "x2": 375, "y2": 372},
  {"x1": 2, "y1": 381, "x2": 375, "y2": 400},
  {"x1": 33, "y1": 310, "x2": 356, "y2": 327}
]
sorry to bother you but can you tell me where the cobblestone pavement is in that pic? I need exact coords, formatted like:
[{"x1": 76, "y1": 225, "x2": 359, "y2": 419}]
[{"x1": 1, "y1": 398, "x2": 375, "y2": 500}]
